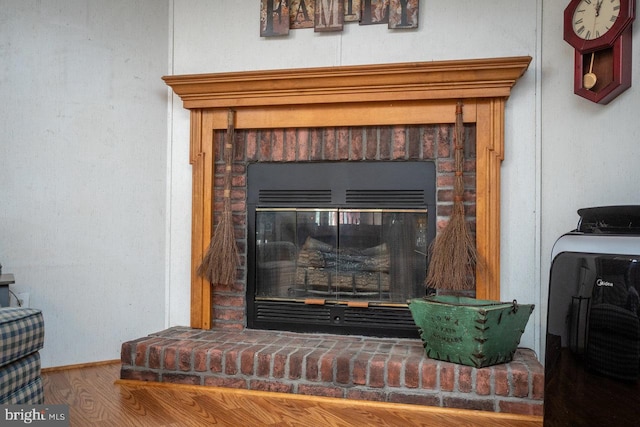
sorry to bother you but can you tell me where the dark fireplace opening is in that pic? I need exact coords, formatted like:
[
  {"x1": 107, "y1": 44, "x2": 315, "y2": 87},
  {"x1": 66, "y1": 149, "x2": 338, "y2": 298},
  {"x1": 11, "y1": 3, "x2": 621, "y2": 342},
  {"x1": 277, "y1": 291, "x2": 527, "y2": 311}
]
[{"x1": 247, "y1": 161, "x2": 436, "y2": 337}]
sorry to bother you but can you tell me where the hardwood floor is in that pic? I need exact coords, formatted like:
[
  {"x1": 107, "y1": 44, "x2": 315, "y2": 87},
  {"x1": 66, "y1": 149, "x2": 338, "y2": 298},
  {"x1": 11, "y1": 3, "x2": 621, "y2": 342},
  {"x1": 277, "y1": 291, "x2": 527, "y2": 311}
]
[{"x1": 43, "y1": 362, "x2": 542, "y2": 426}]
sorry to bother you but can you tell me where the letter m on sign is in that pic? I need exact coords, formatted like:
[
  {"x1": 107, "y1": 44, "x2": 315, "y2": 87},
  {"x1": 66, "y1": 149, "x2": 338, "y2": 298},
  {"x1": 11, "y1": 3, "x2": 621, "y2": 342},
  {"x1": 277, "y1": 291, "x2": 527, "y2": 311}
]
[{"x1": 315, "y1": 0, "x2": 343, "y2": 32}]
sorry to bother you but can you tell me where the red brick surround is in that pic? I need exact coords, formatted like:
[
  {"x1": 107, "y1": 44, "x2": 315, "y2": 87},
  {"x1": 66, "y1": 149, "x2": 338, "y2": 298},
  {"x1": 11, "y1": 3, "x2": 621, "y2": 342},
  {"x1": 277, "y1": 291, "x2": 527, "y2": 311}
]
[
  {"x1": 211, "y1": 123, "x2": 477, "y2": 330},
  {"x1": 121, "y1": 327, "x2": 543, "y2": 416}
]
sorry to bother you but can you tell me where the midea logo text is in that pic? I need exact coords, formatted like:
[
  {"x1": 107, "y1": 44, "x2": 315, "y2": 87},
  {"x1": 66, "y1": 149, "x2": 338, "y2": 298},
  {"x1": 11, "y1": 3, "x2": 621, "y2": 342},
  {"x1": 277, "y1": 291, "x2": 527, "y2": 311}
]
[{"x1": 596, "y1": 278, "x2": 615, "y2": 287}]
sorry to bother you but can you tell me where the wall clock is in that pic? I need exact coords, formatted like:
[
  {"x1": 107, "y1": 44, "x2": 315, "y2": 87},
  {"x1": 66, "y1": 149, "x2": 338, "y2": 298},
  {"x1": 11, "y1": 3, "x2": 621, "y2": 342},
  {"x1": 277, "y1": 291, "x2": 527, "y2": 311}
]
[{"x1": 564, "y1": 0, "x2": 636, "y2": 104}]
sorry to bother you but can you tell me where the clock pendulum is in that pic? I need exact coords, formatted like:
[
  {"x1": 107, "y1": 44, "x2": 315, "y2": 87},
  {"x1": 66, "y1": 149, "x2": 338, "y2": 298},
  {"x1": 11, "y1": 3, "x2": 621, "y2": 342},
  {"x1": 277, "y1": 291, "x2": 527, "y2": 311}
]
[{"x1": 583, "y1": 52, "x2": 597, "y2": 89}]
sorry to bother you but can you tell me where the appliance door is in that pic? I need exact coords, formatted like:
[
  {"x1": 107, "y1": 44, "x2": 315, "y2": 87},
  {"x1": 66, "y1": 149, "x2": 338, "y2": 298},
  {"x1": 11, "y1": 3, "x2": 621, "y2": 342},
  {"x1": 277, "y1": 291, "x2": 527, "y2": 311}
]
[{"x1": 545, "y1": 240, "x2": 640, "y2": 426}]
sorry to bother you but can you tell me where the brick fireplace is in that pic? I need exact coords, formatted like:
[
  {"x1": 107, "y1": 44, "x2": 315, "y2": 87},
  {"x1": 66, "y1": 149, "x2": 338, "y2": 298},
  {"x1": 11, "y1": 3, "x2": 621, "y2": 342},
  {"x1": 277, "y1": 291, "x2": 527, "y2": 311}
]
[{"x1": 121, "y1": 57, "x2": 543, "y2": 418}]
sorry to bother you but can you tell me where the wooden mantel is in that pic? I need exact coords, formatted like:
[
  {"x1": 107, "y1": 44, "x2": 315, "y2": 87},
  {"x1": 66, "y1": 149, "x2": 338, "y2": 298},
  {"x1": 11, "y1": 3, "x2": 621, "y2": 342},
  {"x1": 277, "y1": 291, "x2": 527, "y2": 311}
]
[{"x1": 164, "y1": 56, "x2": 531, "y2": 329}]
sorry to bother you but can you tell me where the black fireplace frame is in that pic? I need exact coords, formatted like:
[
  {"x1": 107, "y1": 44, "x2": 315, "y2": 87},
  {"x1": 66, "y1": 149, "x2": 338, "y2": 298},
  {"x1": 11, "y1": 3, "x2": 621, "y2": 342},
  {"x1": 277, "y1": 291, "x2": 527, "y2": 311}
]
[{"x1": 247, "y1": 161, "x2": 437, "y2": 338}]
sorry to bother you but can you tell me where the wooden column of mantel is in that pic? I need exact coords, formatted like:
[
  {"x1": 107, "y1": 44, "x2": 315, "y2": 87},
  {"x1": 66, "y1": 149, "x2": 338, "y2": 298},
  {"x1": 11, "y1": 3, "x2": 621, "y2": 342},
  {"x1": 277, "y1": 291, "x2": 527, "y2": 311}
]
[{"x1": 164, "y1": 56, "x2": 531, "y2": 329}]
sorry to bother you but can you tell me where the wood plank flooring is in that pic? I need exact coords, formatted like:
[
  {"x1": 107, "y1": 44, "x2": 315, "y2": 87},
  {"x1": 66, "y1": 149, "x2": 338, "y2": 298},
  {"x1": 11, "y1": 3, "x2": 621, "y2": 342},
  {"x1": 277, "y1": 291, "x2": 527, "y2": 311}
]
[{"x1": 42, "y1": 362, "x2": 542, "y2": 426}]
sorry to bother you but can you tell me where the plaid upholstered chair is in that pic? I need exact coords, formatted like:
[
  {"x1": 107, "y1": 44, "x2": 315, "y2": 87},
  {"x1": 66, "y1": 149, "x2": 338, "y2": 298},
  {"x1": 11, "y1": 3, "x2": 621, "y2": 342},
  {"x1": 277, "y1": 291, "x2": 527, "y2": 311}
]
[{"x1": 0, "y1": 308, "x2": 45, "y2": 404}]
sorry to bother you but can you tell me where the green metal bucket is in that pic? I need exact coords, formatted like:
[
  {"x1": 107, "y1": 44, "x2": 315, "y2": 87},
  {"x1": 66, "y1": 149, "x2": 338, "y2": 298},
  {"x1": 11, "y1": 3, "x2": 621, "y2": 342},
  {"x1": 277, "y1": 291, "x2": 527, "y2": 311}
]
[{"x1": 409, "y1": 295, "x2": 534, "y2": 368}]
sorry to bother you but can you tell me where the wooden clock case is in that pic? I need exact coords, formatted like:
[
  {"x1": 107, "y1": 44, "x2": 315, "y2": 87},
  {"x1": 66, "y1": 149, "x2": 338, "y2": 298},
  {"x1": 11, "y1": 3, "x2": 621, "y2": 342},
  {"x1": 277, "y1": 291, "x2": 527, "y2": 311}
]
[{"x1": 563, "y1": 0, "x2": 636, "y2": 104}]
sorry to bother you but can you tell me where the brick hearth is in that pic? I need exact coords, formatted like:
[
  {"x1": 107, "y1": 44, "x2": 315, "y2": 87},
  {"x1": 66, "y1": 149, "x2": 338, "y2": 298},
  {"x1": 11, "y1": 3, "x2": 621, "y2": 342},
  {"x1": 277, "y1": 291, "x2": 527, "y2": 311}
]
[{"x1": 121, "y1": 327, "x2": 543, "y2": 416}]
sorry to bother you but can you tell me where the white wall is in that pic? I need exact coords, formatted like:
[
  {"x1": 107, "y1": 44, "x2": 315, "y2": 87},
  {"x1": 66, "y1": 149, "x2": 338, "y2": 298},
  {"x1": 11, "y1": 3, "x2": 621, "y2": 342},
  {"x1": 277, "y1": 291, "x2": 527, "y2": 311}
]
[
  {"x1": 168, "y1": 0, "x2": 543, "y2": 352},
  {"x1": 0, "y1": 0, "x2": 170, "y2": 367},
  {"x1": 540, "y1": 3, "x2": 640, "y2": 356}
]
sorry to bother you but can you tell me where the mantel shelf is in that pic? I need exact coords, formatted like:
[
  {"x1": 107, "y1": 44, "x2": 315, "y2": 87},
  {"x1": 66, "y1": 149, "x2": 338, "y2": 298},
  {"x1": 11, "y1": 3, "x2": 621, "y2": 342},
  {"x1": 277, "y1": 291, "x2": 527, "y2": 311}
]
[{"x1": 164, "y1": 56, "x2": 531, "y2": 110}]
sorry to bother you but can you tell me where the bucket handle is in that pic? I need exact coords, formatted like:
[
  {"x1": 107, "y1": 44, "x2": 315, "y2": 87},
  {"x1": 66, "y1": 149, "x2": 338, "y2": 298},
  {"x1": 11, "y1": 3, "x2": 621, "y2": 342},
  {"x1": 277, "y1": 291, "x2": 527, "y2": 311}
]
[{"x1": 423, "y1": 296, "x2": 519, "y2": 308}]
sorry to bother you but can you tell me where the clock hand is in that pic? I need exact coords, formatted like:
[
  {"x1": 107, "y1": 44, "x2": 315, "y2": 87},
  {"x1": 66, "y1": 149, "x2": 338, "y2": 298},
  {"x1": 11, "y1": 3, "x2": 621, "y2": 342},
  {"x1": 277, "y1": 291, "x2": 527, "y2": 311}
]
[{"x1": 588, "y1": 0, "x2": 603, "y2": 39}]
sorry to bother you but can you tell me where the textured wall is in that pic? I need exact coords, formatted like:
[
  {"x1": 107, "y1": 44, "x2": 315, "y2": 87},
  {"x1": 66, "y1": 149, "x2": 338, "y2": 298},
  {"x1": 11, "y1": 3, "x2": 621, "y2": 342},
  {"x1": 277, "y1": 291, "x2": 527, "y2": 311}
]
[{"x1": 0, "y1": 0, "x2": 170, "y2": 367}]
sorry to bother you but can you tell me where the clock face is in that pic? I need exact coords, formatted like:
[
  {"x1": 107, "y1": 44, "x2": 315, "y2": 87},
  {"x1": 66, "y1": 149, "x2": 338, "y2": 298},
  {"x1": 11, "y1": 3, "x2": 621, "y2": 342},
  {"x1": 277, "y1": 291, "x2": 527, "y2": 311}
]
[{"x1": 572, "y1": 0, "x2": 621, "y2": 40}]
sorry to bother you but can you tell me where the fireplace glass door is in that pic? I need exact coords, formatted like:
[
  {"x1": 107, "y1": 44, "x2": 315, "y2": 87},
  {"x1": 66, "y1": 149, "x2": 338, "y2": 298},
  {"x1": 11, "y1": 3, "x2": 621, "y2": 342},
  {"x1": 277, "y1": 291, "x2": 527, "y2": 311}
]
[
  {"x1": 256, "y1": 208, "x2": 428, "y2": 304},
  {"x1": 247, "y1": 161, "x2": 436, "y2": 337}
]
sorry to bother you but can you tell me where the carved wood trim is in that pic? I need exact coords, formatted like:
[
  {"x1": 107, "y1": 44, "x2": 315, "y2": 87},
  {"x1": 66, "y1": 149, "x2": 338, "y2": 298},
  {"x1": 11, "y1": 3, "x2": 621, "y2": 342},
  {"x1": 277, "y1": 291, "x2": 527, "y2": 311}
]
[
  {"x1": 475, "y1": 99, "x2": 505, "y2": 301},
  {"x1": 165, "y1": 57, "x2": 531, "y2": 329}
]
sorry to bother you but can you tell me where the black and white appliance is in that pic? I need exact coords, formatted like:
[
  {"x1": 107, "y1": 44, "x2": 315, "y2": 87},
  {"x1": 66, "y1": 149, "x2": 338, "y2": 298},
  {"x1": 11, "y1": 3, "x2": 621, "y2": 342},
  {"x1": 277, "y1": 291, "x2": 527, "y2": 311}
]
[{"x1": 545, "y1": 206, "x2": 640, "y2": 426}]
